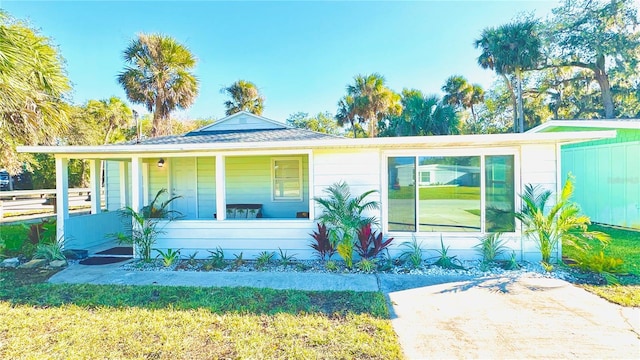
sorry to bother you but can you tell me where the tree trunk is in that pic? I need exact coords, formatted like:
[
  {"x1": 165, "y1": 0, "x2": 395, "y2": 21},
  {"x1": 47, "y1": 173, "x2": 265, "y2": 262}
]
[
  {"x1": 502, "y1": 75, "x2": 518, "y2": 133},
  {"x1": 593, "y1": 55, "x2": 615, "y2": 118},
  {"x1": 516, "y1": 68, "x2": 525, "y2": 133},
  {"x1": 152, "y1": 96, "x2": 163, "y2": 137}
]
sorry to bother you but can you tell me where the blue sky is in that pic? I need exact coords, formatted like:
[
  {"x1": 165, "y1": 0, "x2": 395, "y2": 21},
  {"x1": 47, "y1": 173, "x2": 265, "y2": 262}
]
[{"x1": 3, "y1": 1, "x2": 560, "y2": 122}]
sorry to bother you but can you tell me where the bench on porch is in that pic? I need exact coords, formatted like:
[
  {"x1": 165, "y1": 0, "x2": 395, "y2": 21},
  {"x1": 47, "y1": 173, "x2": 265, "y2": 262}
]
[{"x1": 215, "y1": 204, "x2": 263, "y2": 219}]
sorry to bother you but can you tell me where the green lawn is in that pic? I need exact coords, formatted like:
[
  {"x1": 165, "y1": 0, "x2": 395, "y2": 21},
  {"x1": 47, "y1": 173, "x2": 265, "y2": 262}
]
[
  {"x1": 0, "y1": 269, "x2": 403, "y2": 359},
  {"x1": 563, "y1": 224, "x2": 640, "y2": 307},
  {"x1": 389, "y1": 185, "x2": 480, "y2": 200}
]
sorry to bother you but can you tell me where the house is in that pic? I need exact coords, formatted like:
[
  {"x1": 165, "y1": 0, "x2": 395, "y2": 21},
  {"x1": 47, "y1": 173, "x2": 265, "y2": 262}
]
[
  {"x1": 528, "y1": 120, "x2": 640, "y2": 229},
  {"x1": 18, "y1": 112, "x2": 616, "y2": 261}
]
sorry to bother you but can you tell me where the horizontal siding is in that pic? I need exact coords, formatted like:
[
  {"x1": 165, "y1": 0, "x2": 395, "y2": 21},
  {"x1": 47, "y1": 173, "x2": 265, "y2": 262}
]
[
  {"x1": 65, "y1": 211, "x2": 127, "y2": 249},
  {"x1": 312, "y1": 149, "x2": 381, "y2": 222},
  {"x1": 197, "y1": 157, "x2": 216, "y2": 219},
  {"x1": 105, "y1": 161, "x2": 121, "y2": 211},
  {"x1": 155, "y1": 220, "x2": 316, "y2": 259}
]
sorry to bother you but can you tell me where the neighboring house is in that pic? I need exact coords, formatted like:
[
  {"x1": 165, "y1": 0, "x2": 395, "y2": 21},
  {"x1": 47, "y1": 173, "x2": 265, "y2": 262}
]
[
  {"x1": 529, "y1": 120, "x2": 640, "y2": 229},
  {"x1": 19, "y1": 112, "x2": 615, "y2": 261}
]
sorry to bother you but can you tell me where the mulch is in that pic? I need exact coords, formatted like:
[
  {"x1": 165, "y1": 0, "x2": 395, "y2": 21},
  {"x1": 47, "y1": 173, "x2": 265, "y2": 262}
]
[
  {"x1": 79, "y1": 256, "x2": 132, "y2": 265},
  {"x1": 95, "y1": 247, "x2": 133, "y2": 256}
]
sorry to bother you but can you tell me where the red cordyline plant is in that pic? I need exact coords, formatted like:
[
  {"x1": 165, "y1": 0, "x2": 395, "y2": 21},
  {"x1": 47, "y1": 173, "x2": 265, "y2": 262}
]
[
  {"x1": 355, "y1": 223, "x2": 394, "y2": 260},
  {"x1": 309, "y1": 223, "x2": 336, "y2": 260}
]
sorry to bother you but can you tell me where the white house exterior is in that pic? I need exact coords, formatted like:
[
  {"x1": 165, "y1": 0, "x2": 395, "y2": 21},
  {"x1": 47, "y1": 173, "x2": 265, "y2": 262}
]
[{"x1": 19, "y1": 112, "x2": 616, "y2": 262}]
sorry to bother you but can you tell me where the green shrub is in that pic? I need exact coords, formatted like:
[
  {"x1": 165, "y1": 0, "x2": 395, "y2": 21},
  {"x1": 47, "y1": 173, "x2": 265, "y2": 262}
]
[
  {"x1": 33, "y1": 241, "x2": 66, "y2": 261},
  {"x1": 474, "y1": 232, "x2": 508, "y2": 263},
  {"x1": 432, "y1": 238, "x2": 465, "y2": 270},
  {"x1": 399, "y1": 237, "x2": 423, "y2": 269},
  {"x1": 255, "y1": 251, "x2": 275, "y2": 269},
  {"x1": 156, "y1": 248, "x2": 181, "y2": 267},
  {"x1": 515, "y1": 177, "x2": 609, "y2": 268},
  {"x1": 205, "y1": 247, "x2": 226, "y2": 270}
]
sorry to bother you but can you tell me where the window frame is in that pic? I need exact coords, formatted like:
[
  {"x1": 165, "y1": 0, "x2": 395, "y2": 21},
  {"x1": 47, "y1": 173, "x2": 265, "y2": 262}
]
[
  {"x1": 383, "y1": 149, "x2": 519, "y2": 235},
  {"x1": 271, "y1": 157, "x2": 303, "y2": 202}
]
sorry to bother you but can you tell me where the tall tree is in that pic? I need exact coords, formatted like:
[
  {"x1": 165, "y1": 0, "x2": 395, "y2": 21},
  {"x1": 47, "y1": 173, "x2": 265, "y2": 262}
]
[
  {"x1": 476, "y1": 19, "x2": 542, "y2": 132},
  {"x1": 286, "y1": 111, "x2": 342, "y2": 136},
  {"x1": 386, "y1": 89, "x2": 459, "y2": 137},
  {"x1": 0, "y1": 11, "x2": 71, "y2": 174},
  {"x1": 221, "y1": 80, "x2": 264, "y2": 116},
  {"x1": 118, "y1": 33, "x2": 198, "y2": 137},
  {"x1": 546, "y1": 0, "x2": 640, "y2": 118},
  {"x1": 442, "y1": 75, "x2": 485, "y2": 122},
  {"x1": 86, "y1": 97, "x2": 133, "y2": 144},
  {"x1": 336, "y1": 73, "x2": 401, "y2": 138}
]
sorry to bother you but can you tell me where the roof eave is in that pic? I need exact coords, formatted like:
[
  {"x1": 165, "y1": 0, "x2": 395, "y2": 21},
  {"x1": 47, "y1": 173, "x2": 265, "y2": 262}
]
[{"x1": 17, "y1": 131, "x2": 616, "y2": 157}]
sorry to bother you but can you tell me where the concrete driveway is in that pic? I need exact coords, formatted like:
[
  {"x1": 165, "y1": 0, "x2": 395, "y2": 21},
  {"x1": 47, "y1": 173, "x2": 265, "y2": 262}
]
[{"x1": 382, "y1": 274, "x2": 640, "y2": 359}]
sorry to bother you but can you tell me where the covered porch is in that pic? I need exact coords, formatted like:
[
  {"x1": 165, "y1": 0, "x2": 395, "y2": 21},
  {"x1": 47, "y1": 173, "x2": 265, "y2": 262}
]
[{"x1": 53, "y1": 149, "x2": 316, "y2": 258}]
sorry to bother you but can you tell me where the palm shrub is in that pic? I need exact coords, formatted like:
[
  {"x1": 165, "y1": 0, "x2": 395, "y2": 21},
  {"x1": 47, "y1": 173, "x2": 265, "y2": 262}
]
[
  {"x1": 515, "y1": 177, "x2": 609, "y2": 269},
  {"x1": 114, "y1": 188, "x2": 182, "y2": 262},
  {"x1": 314, "y1": 181, "x2": 380, "y2": 267}
]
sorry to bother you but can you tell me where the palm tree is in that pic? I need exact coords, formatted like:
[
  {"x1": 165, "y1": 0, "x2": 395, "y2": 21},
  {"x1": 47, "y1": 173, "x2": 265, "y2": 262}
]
[
  {"x1": 336, "y1": 73, "x2": 401, "y2": 138},
  {"x1": 221, "y1": 80, "x2": 264, "y2": 116},
  {"x1": 442, "y1": 75, "x2": 485, "y2": 123},
  {"x1": 117, "y1": 33, "x2": 198, "y2": 137},
  {"x1": 475, "y1": 20, "x2": 542, "y2": 133},
  {"x1": 86, "y1": 97, "x2": 133, "y2": 144},
  {"x1": 390, "y1": 89, "x2": 459, "y2": 136},
  {"x1": 0, "y1": 11, "x2": 71, "y2": 174}
]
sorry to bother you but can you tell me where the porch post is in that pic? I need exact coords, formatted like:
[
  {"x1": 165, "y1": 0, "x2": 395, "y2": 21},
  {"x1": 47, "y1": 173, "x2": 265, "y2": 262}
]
[
  {"x1": 215, "y1": 155, "x2": 226, "y2": 220},
  {"x1": 55, "y1": 156, "x2": 69, "y2": 243},
  {"x1": 89, "y1": 160, "x2": 101, "y2": 214},
  {"x1": 119, "y1": 161, "x2": 129, "y2": 208},
  {"x1": 131, "y1": 156, "x2": 143, "y2": 212}
]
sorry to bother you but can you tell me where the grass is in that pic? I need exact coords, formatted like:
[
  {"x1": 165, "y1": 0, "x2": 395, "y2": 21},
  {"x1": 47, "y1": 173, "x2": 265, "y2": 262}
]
[
  {"x1": 0, "y1": 269, "x2": 403, "y2": 359},
  {"x1": 0, "y1": 223, "x2": 27, "y2": 241},
  {"x1": 563, "y1": 224, "x2": 640, "y2": 307},
  {"x1": 389, "y1": 185, "x2": 480, "y2": 200}
]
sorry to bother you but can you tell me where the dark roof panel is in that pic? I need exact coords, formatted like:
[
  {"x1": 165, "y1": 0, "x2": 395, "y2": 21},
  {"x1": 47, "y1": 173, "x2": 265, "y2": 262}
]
[{"x1": 122, "y1": 128, "x2": 340, "y2": 146}]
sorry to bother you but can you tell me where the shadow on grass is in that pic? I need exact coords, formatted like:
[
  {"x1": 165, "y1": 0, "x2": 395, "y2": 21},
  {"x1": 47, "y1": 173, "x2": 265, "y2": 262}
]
[{"x1": 0, "y1": 269, "x2": 388, "y2": 318}]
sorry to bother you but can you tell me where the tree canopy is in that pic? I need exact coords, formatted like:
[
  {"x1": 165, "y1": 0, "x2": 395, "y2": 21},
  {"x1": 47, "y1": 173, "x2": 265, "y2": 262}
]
[
  {"x1": 336, "y1": 73, "x2": 401, "y2": 138},
  {"x1": 0, "y1": 11, "x2": 71, "y2": 174},
  {"x1": 476, "y1": 19, "x2": 542, "y2": 133},
  {"x1": 383, "y1": 89, "x2": 459, "y2": 137},
  {"x1": 286, "y1": 112, "x2": 342, "y2": 136},
  {"x1": 222, "y1": 80, "x2": 265, "y2": 116},
  {"x1": 118, "y1": 33, "x2": 198, "y2": 137}
]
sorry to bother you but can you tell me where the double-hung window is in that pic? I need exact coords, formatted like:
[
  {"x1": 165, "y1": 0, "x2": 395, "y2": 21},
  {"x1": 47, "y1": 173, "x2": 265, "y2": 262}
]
[{"x1": 272, "y1": 157, "x2": 302, "y2": 201}]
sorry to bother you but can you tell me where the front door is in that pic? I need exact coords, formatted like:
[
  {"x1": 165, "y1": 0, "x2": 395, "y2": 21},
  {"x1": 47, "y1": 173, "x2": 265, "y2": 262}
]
[{"x1": 171, "y1": 158, "x2": 198, "y2": 219}]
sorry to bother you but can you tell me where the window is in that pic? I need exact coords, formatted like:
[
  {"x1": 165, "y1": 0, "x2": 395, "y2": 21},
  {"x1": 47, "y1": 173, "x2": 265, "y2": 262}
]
[
  {"x1": 272, "y1": 158, "x2": 302, "y2": 201},
  {"x1": 387, "y1": 154, "x2": 515, "y2": 233},
  {"x1": 485, "y1": 155, "x2": 515, "y2": 232}
]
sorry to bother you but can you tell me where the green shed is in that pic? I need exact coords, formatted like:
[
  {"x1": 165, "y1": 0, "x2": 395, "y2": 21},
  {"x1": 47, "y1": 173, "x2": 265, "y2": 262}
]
[{"x1": 529, "y1": 120, "x2": 640, "y2": 229}]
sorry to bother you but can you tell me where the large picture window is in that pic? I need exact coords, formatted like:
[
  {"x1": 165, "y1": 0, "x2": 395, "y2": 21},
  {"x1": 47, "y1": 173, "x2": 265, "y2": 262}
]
[
  {"x1": 272, "y1": 158, "x2": 302, "y2": 201},
  {"x1": 387, "y1": 154, "x2": 515, "y2": 233}
]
